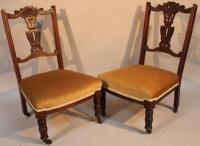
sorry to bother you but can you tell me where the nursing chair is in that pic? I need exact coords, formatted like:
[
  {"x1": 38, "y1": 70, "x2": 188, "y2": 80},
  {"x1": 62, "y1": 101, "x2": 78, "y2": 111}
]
[
  {"x1": 99, "y1": 2, "x2": 197, "y2": 133},
  {"x1": 1, "y1": 6, "x2": 102, "y2": 144}
]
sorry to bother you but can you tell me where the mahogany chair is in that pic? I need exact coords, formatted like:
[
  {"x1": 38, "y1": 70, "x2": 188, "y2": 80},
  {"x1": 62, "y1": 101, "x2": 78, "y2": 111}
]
[
  {"x1": 1, "y1": 6, "x2": 102, "y2": 144},
  {"x1": 99, "y1": 2, "x2": 197, "y2": 133}
]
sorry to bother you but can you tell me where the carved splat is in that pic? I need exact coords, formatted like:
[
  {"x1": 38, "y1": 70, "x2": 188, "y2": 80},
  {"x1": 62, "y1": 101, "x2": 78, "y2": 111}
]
[
  {"x1": 158, "y1": 2, "x2": 179, "y2": 52},
  {"x1": 14, "y1": 7, "x2": 44, "y2": 54},
  {"x1": 159, "y1": 25, "x2": 174, "y2": 49},
  {"x1": 160, "y1": 2, "x2": 181, "y2": 25},
  {"x1": 26, "y1": 29, "x2": 43, "y2": 54},
  {"x1": 14, "y1": 6, "x2": 42, "y2": 29},
  {"x1": 7, "y1": 6, "x2": 58, "y2": 63},
  {"x1": 146, "y1": 2, "x2": 188, "y2": 57}
]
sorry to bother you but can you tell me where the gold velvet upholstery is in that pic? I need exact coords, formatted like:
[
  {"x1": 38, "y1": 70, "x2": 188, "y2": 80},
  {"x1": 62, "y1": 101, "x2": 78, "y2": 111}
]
[
  {"x1": 98, "y1": 65, "x2": 179, "y2": 101},
  {"x1": 20, "y1": 70, "x2": 102, "y2": 112}
]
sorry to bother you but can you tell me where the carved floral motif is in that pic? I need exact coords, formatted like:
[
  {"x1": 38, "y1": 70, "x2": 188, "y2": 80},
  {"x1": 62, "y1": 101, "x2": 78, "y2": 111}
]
[
  {"x1": 146, "y1": 2, "x2": 187, "y2": 57},
  {"x1": 158, "y1": 2, "x2": 181, "y2": 50},
  {"x1": 15, "y1": 6, "x2": 44, "y2": 54}
]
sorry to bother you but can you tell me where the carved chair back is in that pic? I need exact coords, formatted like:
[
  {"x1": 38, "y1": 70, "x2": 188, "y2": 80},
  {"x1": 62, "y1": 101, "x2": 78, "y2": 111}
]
[
  {"x1": 139, "y1": 2, "x2": 197, "y2": 80},
  {"x1": 1, "y1": 6, "x2": 64, "y2": 84}
]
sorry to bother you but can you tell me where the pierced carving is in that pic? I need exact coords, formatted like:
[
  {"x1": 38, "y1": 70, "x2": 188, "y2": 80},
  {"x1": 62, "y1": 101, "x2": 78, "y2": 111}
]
[
  {"x1": 26, "y1": 26, "x2": 43, "y2": 54},
  {"x1": 13, "y1": 6, "x2": 44, "y2": 54},
  {"x1": 159, "y1": 2, "x2": 182, "y2": 25},
  {"x1": 18, "y1": 7, "x2": 43, "y2": 55},
  {"x1": 12, "y1": 6, "x2": 57, "y2": 63},
  {"x1": 158, "y1": 2, "x2": 180, "y2": 54},
  {"x1": 158, "y1": 2, "x2": 180, "y2": 50},
  {"x1": 14, "y1": 6, "x2": 43, "y2": 30},
  {"x1": 15, "y1": 6, "x2": 43, "y2": 30},
  {"x1": 159, "y1": 26, "x2": 174, "y2": 49},
  {"x1": 146, "y1": 2, "x2": 185, "y2": 57}
]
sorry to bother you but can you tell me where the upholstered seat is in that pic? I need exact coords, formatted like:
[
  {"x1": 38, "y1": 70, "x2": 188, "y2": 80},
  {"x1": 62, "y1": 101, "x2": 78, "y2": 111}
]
[
  {"x1": 20, "y1": 70, "x2": 102, "y2": 112},
  {"x1": 99, "y1": 65, "x2": 179, "y2": 101}
]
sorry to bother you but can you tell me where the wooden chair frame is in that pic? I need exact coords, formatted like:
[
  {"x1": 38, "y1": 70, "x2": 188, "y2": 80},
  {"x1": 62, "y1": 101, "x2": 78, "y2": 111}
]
[
  {"x1": 1, "y1": 6, "x2": 102, "y2": 144},
  {"x1": 101, "y1": 2, "x2": 197, "y2": 133}
]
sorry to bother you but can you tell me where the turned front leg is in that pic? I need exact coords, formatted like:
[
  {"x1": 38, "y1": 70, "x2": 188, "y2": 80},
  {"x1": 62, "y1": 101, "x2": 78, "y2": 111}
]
[
  {"x1": 35, "y1": 113, "x2": 52, "y2": 144},
  {"x1": 144, "y1": 101, "x2": 155, "y2": 134}
]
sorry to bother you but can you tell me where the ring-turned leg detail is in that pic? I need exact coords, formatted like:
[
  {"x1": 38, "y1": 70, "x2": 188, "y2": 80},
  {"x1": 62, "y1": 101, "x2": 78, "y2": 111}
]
[
  {"x1": 145, "y1": 108, "x2": 153, "y2": 134},
  {"x1": 35, "y1": 113, "x2": 52, "y2": 144},
  {"x1": 144, "y1": 101, "x2": 155, "y2": 134}
]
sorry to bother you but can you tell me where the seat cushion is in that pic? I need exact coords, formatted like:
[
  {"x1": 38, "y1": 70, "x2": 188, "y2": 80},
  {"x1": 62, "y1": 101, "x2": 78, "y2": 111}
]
[
  {"x1": 20, "y1": 70, "x2": 102, "y2": 112},
  {"x1": 98, "y1": 65, "x2": 179, "y2": 101}
]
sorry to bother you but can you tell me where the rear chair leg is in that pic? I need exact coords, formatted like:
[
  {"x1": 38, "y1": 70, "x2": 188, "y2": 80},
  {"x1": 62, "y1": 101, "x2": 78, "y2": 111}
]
[
  {"x1": 20, "y1": 90, "x2": 31, "y2": 117},
  {"x1": 94, "y1": 91, "x2": 102, "y2": 123},
  {"x1": 144, "y1": 101, "x2": 155, "y2": 134},
  {"x1": 35, "y1": 113, "x2": 52, "y2": 144},
  {"x1": 174, "y1": 85, "x2": 180, "y2": 113},
  {"x1": 101, "y1": 88, "x2": 106, "y2": 117}
]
